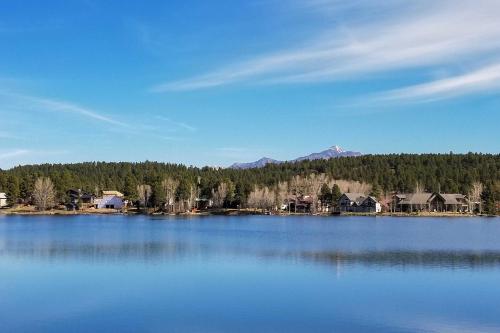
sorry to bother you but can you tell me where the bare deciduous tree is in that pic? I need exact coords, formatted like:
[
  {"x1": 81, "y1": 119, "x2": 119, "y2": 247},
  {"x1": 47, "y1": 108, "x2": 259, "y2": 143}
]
[
  {"x1": 212, "y1": 182, "x2": 228, "y2": 208},
  {"x1": 414, "y1": 182, "x2": 425, "y2": 194},
  {"x1": 161, "y1": 178, "x2": 179, "y2": 213},
  {"x1": 188, "y1": 184, "x2": 198, "y2": 211},
  {"x1": 33, "y1": 177, "x2": 55, "y2": 211},
  {"x1": 247, "y1": 186, "x2": 274, "y2": 211},
  {"x1": 469, "y1": 181, "x2": 483, "y2": 213},
  {"x1": 275, "y1": 181, "x2": 289, "y2": 210},
  {"x1": 137, "y1": 184, "x2": 152, "y2": 207}
]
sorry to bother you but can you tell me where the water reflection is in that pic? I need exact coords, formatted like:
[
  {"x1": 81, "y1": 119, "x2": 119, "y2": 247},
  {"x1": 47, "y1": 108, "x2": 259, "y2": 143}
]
[
  {"x1": 2, "y1": 216, "x2": 500, "y2": 333},
  {"x1": 2, "y1": 239, "x2": 500, "y2": 269}
]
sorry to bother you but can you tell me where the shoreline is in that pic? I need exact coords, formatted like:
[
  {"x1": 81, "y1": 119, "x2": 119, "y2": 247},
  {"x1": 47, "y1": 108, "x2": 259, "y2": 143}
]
[{"x1": 1, "y1": 207, "x2": 496, "y2": 218}]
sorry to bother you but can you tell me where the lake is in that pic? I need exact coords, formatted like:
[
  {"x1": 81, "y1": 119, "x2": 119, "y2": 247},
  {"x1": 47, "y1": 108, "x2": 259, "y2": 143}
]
[{"x1": 1, "y1": 215, "x2": 499, "y2": 332}]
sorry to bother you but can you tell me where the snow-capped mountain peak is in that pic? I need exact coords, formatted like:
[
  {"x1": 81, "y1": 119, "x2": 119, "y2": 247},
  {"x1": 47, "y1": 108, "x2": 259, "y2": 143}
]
[
  {"x1": 229, "y1": 145, "x2": 362, "y2": 169},
  {"x1": 330, "y1": 145, "x2": 345, "y2": 153}
]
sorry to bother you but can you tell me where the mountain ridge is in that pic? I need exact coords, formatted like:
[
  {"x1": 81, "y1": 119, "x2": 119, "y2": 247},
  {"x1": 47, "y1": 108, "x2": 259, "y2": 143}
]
[{"x1": 229, "y1": 145, "x2": 362, "y2": 169}]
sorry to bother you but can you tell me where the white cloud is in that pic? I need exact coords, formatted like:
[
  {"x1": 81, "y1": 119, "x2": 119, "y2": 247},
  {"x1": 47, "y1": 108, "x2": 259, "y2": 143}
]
[
  {"x1": 152, "y1": 0, "x2": 500, "y2": 95},
  {"x1": 379, "y1": 63, "x2": 500, "y2": 101},
  {"x1": 0, "y1": 91, "x2": 128, "y2": 127},
  {"x1": 155, "y1": 116, "x2": 197, "y2": 132}
]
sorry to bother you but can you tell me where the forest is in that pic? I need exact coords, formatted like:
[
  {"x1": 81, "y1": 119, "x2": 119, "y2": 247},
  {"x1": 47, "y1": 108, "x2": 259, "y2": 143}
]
[{"x1": 0, "y1": 153, "x2": 499, "y2": 213}]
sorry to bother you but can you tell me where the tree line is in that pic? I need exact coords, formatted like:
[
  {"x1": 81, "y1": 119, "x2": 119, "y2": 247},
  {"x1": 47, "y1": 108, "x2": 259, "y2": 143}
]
[{"x1": 0, "y1": 153, "x2": 498, "y2": 214}]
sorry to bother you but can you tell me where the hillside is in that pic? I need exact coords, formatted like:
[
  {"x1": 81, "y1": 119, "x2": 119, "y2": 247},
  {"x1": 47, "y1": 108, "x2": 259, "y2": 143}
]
[{"x1": 1, "y1": 153, "x2": 498, "y2": 207}]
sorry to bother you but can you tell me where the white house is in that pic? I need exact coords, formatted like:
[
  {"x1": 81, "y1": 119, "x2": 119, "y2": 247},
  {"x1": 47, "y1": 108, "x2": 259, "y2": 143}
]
[
  {"x1": 0, "y1": 192, "x2": 7, "y2": 207},
  {"x1": 94, "y1": 191, "x2": 125, "y2": 209}
]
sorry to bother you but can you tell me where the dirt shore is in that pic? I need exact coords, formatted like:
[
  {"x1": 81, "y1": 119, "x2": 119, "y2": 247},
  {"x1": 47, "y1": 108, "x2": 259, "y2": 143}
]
[{"x1": 1, "y1": 206, "x2": 495, "y2": 217}]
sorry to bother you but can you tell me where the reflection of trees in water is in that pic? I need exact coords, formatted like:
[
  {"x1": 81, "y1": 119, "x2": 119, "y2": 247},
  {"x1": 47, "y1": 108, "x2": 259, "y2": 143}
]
[
  {"x1": 300, "y1": 251, "x2": 500, "y2": 269},
  {"x1": 2, "y1": 240, "x2": 500, "y2": 269}
]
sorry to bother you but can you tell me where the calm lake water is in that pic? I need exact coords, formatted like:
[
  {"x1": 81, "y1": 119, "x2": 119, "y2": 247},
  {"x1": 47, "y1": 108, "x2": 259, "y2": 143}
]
[{"x1": 1, "y1": 215, "x2": 500, "y2": 333}]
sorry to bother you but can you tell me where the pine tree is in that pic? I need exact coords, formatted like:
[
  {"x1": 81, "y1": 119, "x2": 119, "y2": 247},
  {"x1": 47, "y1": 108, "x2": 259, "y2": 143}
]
[
  {"x1": 331, "y1": 184, "x2": 342, "y2": 206},
  {"x1": 370, "y1": 183, "x2": 382, "y2": 200},
  {"x1": 319, "y1": 183, "x2": 332, "y2": 206},
  {"x1": 481, "y1": 184, "x2": 496, "y2": 215}
]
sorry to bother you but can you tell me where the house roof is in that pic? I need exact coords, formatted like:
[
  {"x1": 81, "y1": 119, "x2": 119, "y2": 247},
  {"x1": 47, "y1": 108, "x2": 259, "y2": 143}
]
[
  {"x1": 0, "y1": 192, "x2": 6, "y2": 199},
  {"x1": 399, "y1": 192, "x2": 433, "y2": 205},
  {"x1": 102, "y1": 190, "x2": 124, "y2": 197},
  {"x1": 361, "y1": 196, "x2": 379, "y2": 205},
  {"x1": 341, "y1": 193, "x2": 366, "y2": 205},
  {"x1": 434, "y1": 193, "x2": 468, "y2": 205}
]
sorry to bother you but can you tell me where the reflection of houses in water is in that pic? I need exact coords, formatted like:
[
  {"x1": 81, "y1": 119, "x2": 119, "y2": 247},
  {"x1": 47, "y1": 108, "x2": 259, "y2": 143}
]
[{"x1": 3, "y1": 237, "x2": 500, "y2": 270}]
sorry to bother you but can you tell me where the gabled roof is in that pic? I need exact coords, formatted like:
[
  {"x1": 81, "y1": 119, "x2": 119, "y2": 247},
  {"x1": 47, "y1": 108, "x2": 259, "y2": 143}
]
[
  {"x1": 361, "y1": 196, "x2": 379, "y2": 205},
  {"x1": 102, "y1": 190, "x2": 124, "y2": 197},
  {"x1": 0, "y1": 192, "x2": 7, "y2": 199},
  {"x1": 342, "y1": 193, "x2": 365, "y2": 201},
  {"x1": 400, "y1": 192, "x2": 433, "y2": 205},
  {"x1": 340, "y1": 193, "x2": 366, "y2": 205},
  {"x1": 433, "y1": 193, "x2": 468, "y2": 205}
]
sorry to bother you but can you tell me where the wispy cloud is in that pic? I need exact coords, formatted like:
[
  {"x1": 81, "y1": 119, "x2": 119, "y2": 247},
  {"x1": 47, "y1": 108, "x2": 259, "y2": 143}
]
[
  {"x1": 0, "y1": 89, "x2": 193, "y2": 147},
  {"x1": 378, "y1": 63, "x2": 500, "y2": 102},
  {"x1": 155, "y1": 116, "x2": 197, "y2": 132},
  {"x1": 0, "y1": 91, "x2": 128, "y2": 127},
  {"x1": 152, "y1": 0, "x2": 500, "y2": 95}
]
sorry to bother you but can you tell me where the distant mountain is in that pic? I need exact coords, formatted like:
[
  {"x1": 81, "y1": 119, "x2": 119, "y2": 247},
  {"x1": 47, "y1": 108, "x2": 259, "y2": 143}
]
[
  {"x1": 229, "y1": 157, "x2": 281, "y2": 170},
  {"x1": 294, "y1": 145, "x2": 362, "y2": 162},
  {"x1": 229, "y1": 145, "x2": 362, "y2": 169}
]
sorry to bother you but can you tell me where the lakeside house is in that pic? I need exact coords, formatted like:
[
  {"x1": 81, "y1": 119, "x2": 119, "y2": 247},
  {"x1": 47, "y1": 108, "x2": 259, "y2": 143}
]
[
  {"x1": 94, "y1": 191, "x2": 125, "y2": 209},
  {"x1": 0, "y1": 192, "x2": 7, "y2": 207},
  {"x1": 338, "y1": 193, "x2": 365, "y2": 212},
  {"x1": 285, "y1": 195, "x2": 314, "y2": 213},
  {"x1": 392, "y1": 192, "x2": 470, "y2": 212},
  {"x1": 195, "y1": 198, "x2": 213, "y2": 210},
  {"x1": 338, "y1": 193, "x2": 381, "y2": 213},
  {"x1": 359, "y1": 196, "x2": 382, "y2": 213},
  {"x1": 429, "y1": 193, "x2": 469, "y2": 212},
  {"x1": 66, "y1": 189, "x2": 96, "y2": 210},
  {"x1": 391, "y1": 193, "x2": 433, "y2": 212}
]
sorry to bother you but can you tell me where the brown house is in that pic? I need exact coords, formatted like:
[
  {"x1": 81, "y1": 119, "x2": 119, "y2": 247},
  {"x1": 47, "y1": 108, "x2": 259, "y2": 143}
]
[
  {"x1": 286, "y1": 195, "x2": 314, "y2": 213},
  {"x1": 429, "y1": 193, "x2": 469, "y2": 212},
  {"x1": 391, "y1": 193, "x2": 433, "y2": 212}
]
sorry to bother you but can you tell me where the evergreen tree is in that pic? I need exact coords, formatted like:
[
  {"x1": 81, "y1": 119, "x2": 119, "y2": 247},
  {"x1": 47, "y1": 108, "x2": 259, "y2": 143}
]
[
  {"x1": 123, "y1": 175, "x2": 137, "y2": 201},
  {"x1": 481, "y1": 184, "x2": 496, "y2": 215},
  {"x1": 370, "y1": 183, "x2": 382, "y2": 200},
  {"x1": 331, "y1": 184, "x2": 342, "y2": 204},
  {"x1": 319, "y1": 183, "x2": 332, "y2": 205},
  {"x1": 6, "y1": 175, "x2": 20, "y2": 203},
  {"x1": 150, "y1": 181, "x2": 164, "y2": 209}
]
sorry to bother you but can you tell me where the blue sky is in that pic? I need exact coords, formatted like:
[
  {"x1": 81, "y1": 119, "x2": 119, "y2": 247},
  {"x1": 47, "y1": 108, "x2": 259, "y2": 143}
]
[{"x1": 0, "y1": 0, "x2": 499, "y2": 169}]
